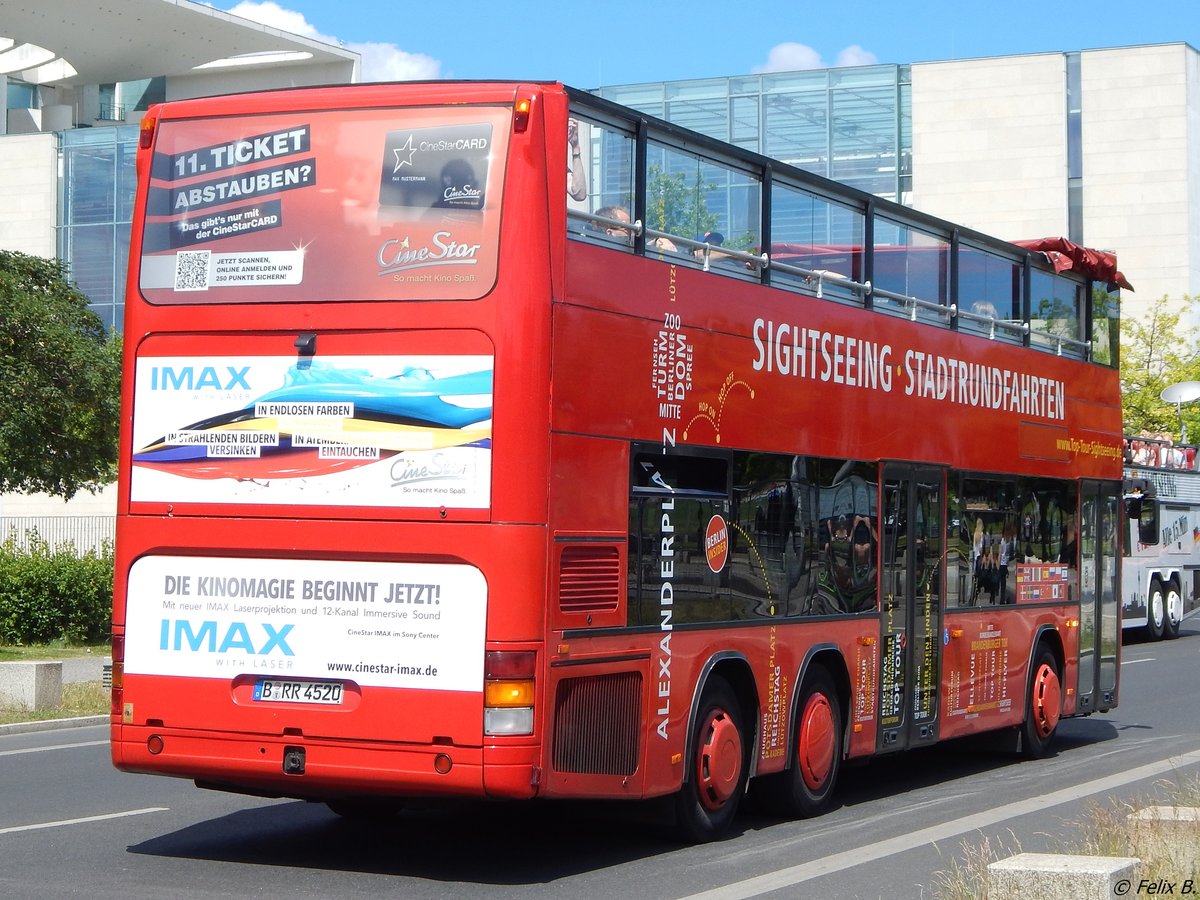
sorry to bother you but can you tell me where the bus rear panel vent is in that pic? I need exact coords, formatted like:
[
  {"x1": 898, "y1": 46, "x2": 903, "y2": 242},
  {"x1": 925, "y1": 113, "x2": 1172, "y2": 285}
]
[
  {"x1": 558, "y1": 544, "x2": 620, "y2": 614},
  {"x1": 552, "y1": 672, "x2": 640, "y2": 776}
]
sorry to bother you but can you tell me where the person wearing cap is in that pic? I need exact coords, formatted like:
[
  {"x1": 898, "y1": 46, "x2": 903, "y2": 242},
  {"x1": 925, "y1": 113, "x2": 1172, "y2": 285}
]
[
  {"x1": 693, "y1": 230, "x2": 724, "y2": 254},
  {"x1": 693, "y1": 230, "x2": 741, "y2": 269}
]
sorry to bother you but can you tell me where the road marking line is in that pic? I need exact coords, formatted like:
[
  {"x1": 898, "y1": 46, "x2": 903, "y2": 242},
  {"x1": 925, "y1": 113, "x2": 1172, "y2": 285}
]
[
  {"x1": 0, "y1": 739, "x2": 108, "y2": 757},
  {"x1": 0, "y1": 808, "x2": 168, "y2": 835},
  {"x1": 680, "y1": 748, "x2": 1200, "y2": 900}
]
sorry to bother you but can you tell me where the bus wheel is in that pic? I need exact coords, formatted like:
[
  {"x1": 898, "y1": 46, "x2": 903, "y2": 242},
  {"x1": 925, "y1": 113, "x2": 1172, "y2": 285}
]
[
  {"x1": 776, "y1": 667, "x2": 842, "y2": 818},
  {"x1": 674, "y1": 676, "x2": 746, "y2": 842},
  {"x1": 1146, "y1": 579, "x2": 1166, "y2": 641},
  {"x1": 1163, "y1": 579, "x2": 1183, "y2": 640},
  {"x1": 326, "y1": 798, "x2": 404, "y2": 819},
  {"x1": 1020, "y1": 647, "x2": 1062, "y2": 759}
]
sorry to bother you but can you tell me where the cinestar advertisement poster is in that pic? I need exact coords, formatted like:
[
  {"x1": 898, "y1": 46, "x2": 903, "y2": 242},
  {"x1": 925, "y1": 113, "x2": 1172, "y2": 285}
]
[
  {"x1": 139, "y1": 105, "x2": 510, "y2": 304},
  {"x1": 130, "y1": 353, "x2": 493, "y2": 508},
  {"x1": 125, "y1": 555, "x2": 487, "y2": 692}
]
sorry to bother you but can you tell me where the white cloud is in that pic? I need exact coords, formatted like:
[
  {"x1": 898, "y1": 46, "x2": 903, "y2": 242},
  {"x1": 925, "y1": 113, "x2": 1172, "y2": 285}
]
[
  {"x1": 752, "y1": 42, "x2": 823, "y2": 73},
  {"x1": 834, "y1": 45, "x2": 879, "y2": 67},
  {"x1": 352, "y1": 41, "x2": 440, "y2": 82},
  {"x1": 225, "y1": 1, "x2": 440, "y2": 81},
  {"x1": 753, "y1": 41, "x2": 879, "y2": 73},
  {"x1": 226, "y1": 1, "x2": 315, "y2": 38}
]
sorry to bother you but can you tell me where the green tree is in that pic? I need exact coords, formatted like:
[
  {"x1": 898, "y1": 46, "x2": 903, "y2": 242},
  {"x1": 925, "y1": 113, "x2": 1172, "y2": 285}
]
[
  {"x1": 1091, "y1": 286, "x2": 1121, "y2": 368},
  {"x1": 0, "y1": 251, "x2": 122, "y2": 498},
  {"x1": 1120, "y1": 295, "x2": 1200, "y2": 440},
  {"x1": 646, "y1": 165, "x2": 718, "y2": 242}
]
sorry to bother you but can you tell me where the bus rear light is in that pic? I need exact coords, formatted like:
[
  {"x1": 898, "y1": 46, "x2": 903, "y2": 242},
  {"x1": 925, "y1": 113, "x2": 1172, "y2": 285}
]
[
  {"x1": 433, "y1": 753, "x2": 453, "y2": 774},
  {"x1": 513, "y1": 98, "x2": 531, "y2": 133},
  {"x1": 486, "y1": 650, "x2": 535, "y2": 679},
  {"x1": 485, "y1": 679, "x2": 534, "y2": 707},
  {"x1": 147, "y1": 734, "x2": 164, "y2": 755},
  {"x1": 485, "y1": 707, "x2": 534, "y2": 735},
  {"x1": 110, "y1": 635, "x2": 125, "y2": 716},
  {"x1": 484, "y1": 650, "x2": 535, "y2": 735},
  {"x1": 139, "y1": 114, "x2": 156, "y2": 149}
]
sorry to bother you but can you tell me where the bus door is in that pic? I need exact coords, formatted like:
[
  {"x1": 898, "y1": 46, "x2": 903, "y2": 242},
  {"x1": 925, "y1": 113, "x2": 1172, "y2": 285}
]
[
  {"x1": 1076, "y1": 480, "x2": 1121, "y2": 713},
  {"x1": 878, "y1": 464, "x2": 944, "y2": 752}
]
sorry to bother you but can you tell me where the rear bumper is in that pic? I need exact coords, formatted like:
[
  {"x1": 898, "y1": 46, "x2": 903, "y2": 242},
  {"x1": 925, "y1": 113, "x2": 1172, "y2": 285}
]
[{"x1": 111, "y1": 723, "x2": 539, "y2": 800}]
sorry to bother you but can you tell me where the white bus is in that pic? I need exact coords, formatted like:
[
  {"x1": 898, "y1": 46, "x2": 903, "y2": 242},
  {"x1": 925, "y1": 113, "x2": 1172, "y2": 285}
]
[{"x1": 1123, "y1": 436, "x2": 1200, "y2": 639}]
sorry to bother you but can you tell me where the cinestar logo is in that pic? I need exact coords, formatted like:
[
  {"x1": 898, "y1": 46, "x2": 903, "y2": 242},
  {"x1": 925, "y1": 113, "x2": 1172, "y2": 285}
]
[
  {"x1": 376, "y1": 231, "x2": 481, "y2": 275},
  {"x1": 392, "y1": 135, "x2": 416, "y2": 172},
  {"x1": 149, "y1": 366, "x2": 251, "y2": 391},
  {"x1": 159, "y1": 619, "x2": 295, "y2": 655}
]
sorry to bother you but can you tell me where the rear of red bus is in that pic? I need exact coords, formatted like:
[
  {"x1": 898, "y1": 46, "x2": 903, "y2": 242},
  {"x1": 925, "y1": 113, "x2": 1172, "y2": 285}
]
[{"x1": 110, "y1": 82, "x2": 568, "y2": 806}]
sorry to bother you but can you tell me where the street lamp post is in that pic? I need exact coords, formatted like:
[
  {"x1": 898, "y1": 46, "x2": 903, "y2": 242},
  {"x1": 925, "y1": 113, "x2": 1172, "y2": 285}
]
[{"x1": 1160, "y1": 381, "x2": 1200, "y2": 444}]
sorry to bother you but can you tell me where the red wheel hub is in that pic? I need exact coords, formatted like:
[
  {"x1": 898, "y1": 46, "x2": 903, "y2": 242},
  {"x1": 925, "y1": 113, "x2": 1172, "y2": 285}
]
[
  {"x1": 695, "y1": 708, "x2": 743, "y2": 811},
  {"x1": 797, "y1": 692, "x2": 836, "y2": 790},
  {"x1": 1031, "y1": 663, "x2": 1061, "y2": 737}
]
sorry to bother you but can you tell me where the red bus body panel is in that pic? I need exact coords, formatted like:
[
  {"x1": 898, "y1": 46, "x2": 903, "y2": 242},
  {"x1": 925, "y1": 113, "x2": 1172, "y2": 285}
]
[{"x1": 111, "y1": 80, "x2": 1121, "y2": 812}]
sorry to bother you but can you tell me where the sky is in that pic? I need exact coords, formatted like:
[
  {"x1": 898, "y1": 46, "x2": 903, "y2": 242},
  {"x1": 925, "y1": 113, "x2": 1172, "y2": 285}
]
[{"x1": 218, "y1": 0, "x2": 1200, "y2": 88}]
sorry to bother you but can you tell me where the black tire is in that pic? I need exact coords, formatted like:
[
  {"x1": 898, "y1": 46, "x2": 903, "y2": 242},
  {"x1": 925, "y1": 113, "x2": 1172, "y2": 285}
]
[
  {"x1": 1020, "y1": 646, "x2": 1062, "y2": 760},
  {"x1": 1163, "y1": 579, "x2": 1183, "y2": 640},
  {"x1": 326, "y1": 797, "x2": 404, "y2": 819},
  {"x1": 1146, "y1": 579, "x2": 1166, "y2": 641},
  {"x1": 674, "y1": 676, "x2": 747, "y2": 842},
  {"x1": 755, "y1": 666, "x2": 842, "y2": 819}
]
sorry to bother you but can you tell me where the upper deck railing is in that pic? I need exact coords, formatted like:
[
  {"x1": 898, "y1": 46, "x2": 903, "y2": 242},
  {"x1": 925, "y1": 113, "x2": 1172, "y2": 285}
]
[
  {"x1": 1124, "y1": 436, "x2": 1199, "y2": 472},
  {"x1": 564, "y1": 87, "x2": 1120, "y2": 366}
]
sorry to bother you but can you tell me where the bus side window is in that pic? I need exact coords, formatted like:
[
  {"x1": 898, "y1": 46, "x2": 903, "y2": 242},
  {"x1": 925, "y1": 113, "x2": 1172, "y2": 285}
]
[
  {"x1": 1137, "y1": 499, "x2": 1158, "y2": 545},
  {"x1": 566, "y1": 112, "x2": 635, "y2": 244}
]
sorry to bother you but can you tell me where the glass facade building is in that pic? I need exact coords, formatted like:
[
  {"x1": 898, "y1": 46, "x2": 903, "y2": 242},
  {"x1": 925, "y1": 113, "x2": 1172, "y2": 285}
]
[
  {"x1": 57, "y1": 124, "x2": 138, "y2": 329},
  {"x1": 595, "y1": 65, "x2": 912, "y2": 206}
]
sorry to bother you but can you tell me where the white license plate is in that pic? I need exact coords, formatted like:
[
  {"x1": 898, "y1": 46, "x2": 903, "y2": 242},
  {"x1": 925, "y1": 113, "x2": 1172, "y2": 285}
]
[{"x1": 253, "y1": 679, "x2": 343, "y2": 705}]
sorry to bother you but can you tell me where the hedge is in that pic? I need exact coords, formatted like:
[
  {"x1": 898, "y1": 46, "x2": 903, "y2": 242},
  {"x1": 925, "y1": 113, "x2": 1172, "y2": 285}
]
[{"x1": 0, "y1": 534, "x2": 113, "y2": 645}]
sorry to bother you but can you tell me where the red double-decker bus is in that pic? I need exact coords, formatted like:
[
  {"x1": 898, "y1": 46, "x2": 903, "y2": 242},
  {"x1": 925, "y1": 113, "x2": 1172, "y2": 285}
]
[{"x1": 111, "y1": 81, "x2": 1124, "y2": 840}]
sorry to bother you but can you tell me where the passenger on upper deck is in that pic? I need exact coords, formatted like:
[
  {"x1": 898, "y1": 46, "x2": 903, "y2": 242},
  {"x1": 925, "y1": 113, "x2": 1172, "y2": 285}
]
[
  {"x1": 595, "y1": 205, "x2": 677, "y2": 252},
  {"x1": 692, "y1": 231, "x2": 749, "y2": 271},
  {"x1": 567, "y1": 118, "x2": 587, "y2": 202},
  {"x1": 692, "y1": 231, "x2": 760, "y2": 276},
  {"x1": 692, "y1": 231, "x2": 724, "y2": 260}
]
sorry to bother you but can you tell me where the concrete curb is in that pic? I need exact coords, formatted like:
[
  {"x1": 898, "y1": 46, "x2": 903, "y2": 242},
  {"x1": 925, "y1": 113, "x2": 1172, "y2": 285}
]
[
  {"x1": 0, "y1": 656, "x2": 109, "y2": 735},
  {"x1": 0, "y1": 715, "x2": 107, "y2": 736}
]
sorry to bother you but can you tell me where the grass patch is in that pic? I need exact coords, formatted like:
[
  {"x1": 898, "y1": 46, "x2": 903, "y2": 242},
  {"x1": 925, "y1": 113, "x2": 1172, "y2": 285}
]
[
  {"x1": 931, "y1": 832, "x2": 1022, "y2": 900},
  {"x1": 0, "y1": 681, "x2": 109, "y2": 725},
  {"x1": 930, "y1": 777, "x2": 1200, "y2": 898},
  {"x1": 1057, "y1": 776, "x2": 1200, "y2": 884},
  {"x1": 0, "y1": 642, "x2": 110, "y2": 662}
]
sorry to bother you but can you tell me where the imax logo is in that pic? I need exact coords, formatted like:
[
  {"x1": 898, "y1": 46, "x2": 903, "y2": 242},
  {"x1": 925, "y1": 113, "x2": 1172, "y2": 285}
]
[
  {"x1": 150, "y1": 366, "x2": 251, "y2": 391},
  {"x1": 159, "y1": 619, "x2": 295, "y2": 656}
]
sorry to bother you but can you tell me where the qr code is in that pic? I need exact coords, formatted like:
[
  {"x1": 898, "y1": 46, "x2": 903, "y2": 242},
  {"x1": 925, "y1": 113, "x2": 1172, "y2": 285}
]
[{"x1": 174, "y1": 250, "x2": 211, "y2": 291}]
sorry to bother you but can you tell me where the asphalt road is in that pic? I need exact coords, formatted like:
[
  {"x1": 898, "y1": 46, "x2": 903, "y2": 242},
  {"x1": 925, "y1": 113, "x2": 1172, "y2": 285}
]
[{"x1": 2, "y1": 624, "x2": 1198, "y2": 899}]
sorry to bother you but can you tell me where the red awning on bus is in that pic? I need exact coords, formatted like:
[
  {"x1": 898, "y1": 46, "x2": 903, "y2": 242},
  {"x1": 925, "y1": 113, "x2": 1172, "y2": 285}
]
[{"x1": 1012, "y1": 237, "x2": 1134, "y2": 292}]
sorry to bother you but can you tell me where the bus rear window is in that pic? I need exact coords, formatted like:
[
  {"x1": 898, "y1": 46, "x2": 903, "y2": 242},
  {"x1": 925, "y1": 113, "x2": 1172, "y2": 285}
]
[{"x1": 138, "y1": 105, "x2": 511, "y2": 305}]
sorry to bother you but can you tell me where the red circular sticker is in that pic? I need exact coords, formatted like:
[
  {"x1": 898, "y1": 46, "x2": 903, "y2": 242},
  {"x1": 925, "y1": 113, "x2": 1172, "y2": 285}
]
[{"x1": 705, "y1": 515, "x2": 729, "y2": 573}]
